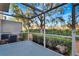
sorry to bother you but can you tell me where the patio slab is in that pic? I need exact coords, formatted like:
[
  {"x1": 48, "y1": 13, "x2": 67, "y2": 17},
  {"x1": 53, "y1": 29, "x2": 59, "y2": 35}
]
[{"x1": 0, "y1": 40, "x2": 62, "y2": 56}]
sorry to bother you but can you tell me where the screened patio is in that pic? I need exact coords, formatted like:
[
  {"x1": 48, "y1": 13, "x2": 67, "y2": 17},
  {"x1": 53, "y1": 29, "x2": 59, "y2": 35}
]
[{"x1": 0, "y1": 3, "x2": 79, "y2": 56}]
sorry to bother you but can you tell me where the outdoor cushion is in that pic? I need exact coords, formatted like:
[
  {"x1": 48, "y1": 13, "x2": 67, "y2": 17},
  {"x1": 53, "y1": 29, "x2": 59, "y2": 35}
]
[
  {"x1": 1, "y1": 34, "x2": 9, "y2": 40},
  {"x1": 8, "y1": 35, "x2": 17, "y2": 43}
]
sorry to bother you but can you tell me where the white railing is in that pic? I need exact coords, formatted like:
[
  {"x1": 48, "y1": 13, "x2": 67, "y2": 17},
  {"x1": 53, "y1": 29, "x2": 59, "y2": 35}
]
[
  {"x1": 28, "y1": 32, "x2": 79, "y2": 38},
  {"x1": 29, "y1": 32, "x2": 79, "y2": 56}
]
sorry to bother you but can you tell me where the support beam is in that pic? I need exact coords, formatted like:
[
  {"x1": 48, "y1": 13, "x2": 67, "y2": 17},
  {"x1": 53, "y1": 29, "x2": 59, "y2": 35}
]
[
  {"x1": 28, "y1": 27, "x2": 30, "y2": 40},
  {"x1": 22, "y1": 3, "x2": 43, "y2": 12},
  {"x1": 8, "y1": 3, "x2": 67, "y2": 20},
  {"x1": 0, "y1": 4, "x2": 67, "y2": 20},
  {"x1": 72, "y1": 4, "x2": 76, "y2": 56},
  {"x1": 74, "y1": 3, "x2": 79, "y2": 6},
  {"x1": 31, "y1": 3, "x2": 67, "y2": 19}
]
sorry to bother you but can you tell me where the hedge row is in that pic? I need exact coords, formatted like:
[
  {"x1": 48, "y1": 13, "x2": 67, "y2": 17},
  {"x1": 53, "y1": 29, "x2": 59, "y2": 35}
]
[
  {"x1": 32, "y1": 34, "x2": 72, "y2": 56},
  {"x1": 24, "y1": 29, "x2": 79, "y2": 36}
]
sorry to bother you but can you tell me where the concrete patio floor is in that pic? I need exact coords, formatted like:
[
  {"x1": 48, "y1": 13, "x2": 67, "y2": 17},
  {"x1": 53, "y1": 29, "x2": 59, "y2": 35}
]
[{"x1": 0, "y1": 40, "x2": 62, "y2": 56}]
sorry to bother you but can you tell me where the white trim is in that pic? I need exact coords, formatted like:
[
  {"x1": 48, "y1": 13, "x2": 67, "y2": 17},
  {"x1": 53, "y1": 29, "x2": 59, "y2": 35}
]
[
  {"x1": 24, "y1": 32, "x2": 79, "y2": 38},
  {"x1": 72, "y1": 29, "x2": 76, "y2": 56},
  {"x1": 44, "y1": 28, "x2": 46, "y2": 48},
  {"x1": 28, "y1": 28, "x2": 29, "y2": 40}
]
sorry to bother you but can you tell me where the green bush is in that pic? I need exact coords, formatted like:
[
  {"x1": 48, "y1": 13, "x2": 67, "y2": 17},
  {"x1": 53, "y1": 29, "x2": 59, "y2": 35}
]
[
  {"x1": 33, "y1": 34, "x2": 43, "y2": 45},
  {"x1": 32, "y1": 34, "x2": 72, "y2": 56},
  {"x1": 23, "y1": 29, "x2": 79, "y2": 35},
  {"x1": 76, "y1": 30, "x2": 79, "y2": 35},
  {"x1": 76, "y1": 37, "x2": 79, "y2": 41},
  {"x1": 20, "y1": 33, "x2": 28, "y2": 41}
]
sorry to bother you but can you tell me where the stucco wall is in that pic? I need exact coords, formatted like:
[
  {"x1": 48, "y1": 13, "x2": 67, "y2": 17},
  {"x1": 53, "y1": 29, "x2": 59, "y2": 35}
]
[{"x1": 0, "y1": 20, "x2": 22, "y2": 34}]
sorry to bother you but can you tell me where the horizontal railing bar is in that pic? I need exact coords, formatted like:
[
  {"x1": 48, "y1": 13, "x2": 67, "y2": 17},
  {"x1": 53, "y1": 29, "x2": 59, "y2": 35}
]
[
  {"x1": 23, "y1": 32, "x2": 79, "y2": 38},
  {"x1": 46, "y1": 34, "x2": 72, "y2": 38}
]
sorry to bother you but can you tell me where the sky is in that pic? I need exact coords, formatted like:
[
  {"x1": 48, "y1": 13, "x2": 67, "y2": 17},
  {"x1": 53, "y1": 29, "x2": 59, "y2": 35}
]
[
  {"x1": 17, "y1": 3, "x2": 72, "y2": 14},
  {"x1": 15, "y1": 3, "x2": 73, "y2": 26},
  {"x1": 5, "y1": 3, "x2": 79, "y2": 26}
]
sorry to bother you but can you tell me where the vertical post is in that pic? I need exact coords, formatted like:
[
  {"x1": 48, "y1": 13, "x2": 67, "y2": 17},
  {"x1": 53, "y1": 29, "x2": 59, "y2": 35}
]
[
  {"x1": 28, "y1": 27, "x2": 29, "y2": 40},
  {"x1": 0, "y1": 20, "x2": 1, "y2": 40},
  {"x1": 44, "y1": 14, "x2": 46, "y2": 48},
  {"x1": 72, "y1": 4, "x2": 76, "y2": 56}
]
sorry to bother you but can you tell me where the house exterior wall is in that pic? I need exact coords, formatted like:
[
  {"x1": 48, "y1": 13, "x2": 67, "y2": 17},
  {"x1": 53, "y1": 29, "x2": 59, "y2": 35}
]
[{"x1": 0, "y1": 20, "x2": 22, "y2": 35}]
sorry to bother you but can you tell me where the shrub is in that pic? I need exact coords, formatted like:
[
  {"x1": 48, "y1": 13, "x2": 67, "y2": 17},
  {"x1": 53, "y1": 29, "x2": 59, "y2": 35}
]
[
  {"x1": 32, "y1": 34, "x2": 43, "y2": 45},
  {"x1": 32, "y1": 34, "x2": 72, "y2": 56},
  {"x1": 24, "y1": 29, "x2": 79, "y2": 35},
  {"x1": 20, "y1": 33, "x2": 28, "y2": 41}
]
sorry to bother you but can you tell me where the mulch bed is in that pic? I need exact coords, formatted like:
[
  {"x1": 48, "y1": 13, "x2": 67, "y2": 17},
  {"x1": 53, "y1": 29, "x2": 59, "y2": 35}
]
[{"x1": 76, "y1": 40, "x2": 79, "y2": 54}]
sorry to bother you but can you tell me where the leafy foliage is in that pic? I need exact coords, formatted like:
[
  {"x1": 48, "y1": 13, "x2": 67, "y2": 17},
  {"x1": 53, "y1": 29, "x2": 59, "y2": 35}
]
[{"x1": 32, "y1": 34, "x2": 72, "y2": 55}]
